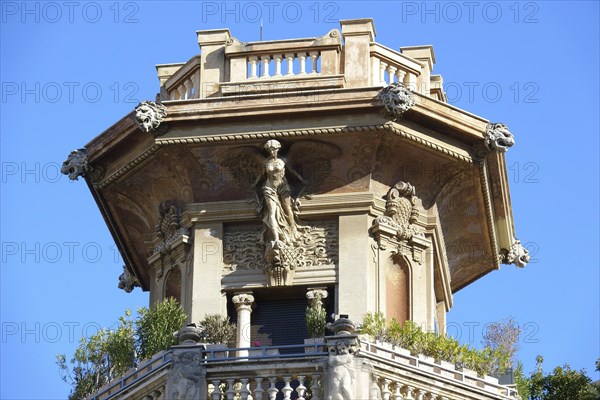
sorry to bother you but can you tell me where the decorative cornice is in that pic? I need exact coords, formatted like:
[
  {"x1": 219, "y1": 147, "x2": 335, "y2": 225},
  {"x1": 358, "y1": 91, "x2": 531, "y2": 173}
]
[
  {"x1": 134, "y1": 101, "x2": 168, "y2": 135},
  {"x1": 95, "y1": 144, "x2": 160, "y2": 189},
  {"x1": 501, "y1": 239, "x2": 530, "y2": 268},
  {"x1": 385, "y1": 123, "x2": 474, "y2": 163},
  {"x1": 378, "y1": 82, "x2": 415, "y2": 120},
  {"x1": 484, "y1": 122, "x2": 515, "y2": 153},
  {"x1": 478, "y1": 162, "x2": 501, "y2": 269},
  {"x1": 96, "y1": 122, "x2": 476, "y2": 189}
]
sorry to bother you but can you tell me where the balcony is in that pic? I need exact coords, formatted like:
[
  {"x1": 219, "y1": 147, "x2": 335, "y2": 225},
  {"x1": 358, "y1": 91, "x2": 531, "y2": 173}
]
[
  {"x1": 88, "y1": 338, "x2": 519, "y2": 400},
  {"x1": 155, "y1": 19, "x2": 444, "y2": 102}
]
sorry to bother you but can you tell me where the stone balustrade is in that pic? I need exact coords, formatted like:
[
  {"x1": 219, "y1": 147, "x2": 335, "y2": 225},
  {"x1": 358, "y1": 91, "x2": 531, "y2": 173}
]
[
  {"x1": 87, "y1": 339, "x2": 518, "y2": 400},
  {"x1": 370, "y1": 43, "x2": 422, "y2": 91},
  {"x1": 155, "y1": 19, "x2": 446, "y2": 101},
  {"x1": 361, "y1": 340, "x2": 520, "y2": 399}
]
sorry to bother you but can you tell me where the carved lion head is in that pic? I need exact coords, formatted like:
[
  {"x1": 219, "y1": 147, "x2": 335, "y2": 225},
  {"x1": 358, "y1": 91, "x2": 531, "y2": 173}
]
[
  {"x1": 134, "y1": 101, "x2": 167, "y2": 133},
  {"x1": 61, "y1": 149, "x2": 88, "y2": 180},
  {"x1": 485, "y1": 123, "x2": 515, "y2": 152}
]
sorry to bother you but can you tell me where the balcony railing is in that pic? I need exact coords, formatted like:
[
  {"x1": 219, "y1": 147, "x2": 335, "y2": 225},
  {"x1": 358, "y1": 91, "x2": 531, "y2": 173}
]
[
  {"x1": 88, "y1": 339, "x2": 518, "y2": 400},
  {"x1": 156, "y1": 20, "x2": 446, "y2": 101}
]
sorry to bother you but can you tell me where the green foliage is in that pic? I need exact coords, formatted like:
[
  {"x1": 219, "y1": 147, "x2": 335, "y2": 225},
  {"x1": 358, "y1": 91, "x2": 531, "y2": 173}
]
[
  {"x1": 305, "y1": 295, "x2": 327, "y2": 338},
  {"x1": 199, "y1": 314, "x2": 236, "y2": 344},
  {"x1": 56, "y1": 299, "x2": 186, "y2": 400},
  {"x1": 526, "y1": 355, "x2": 599, "y2": 400},
  {"x1": 360, "y1": 313, "x2": 511, "y2": 377},
  {"x1": 136, "y1": 297, "x2": 186, "y2": 361}
]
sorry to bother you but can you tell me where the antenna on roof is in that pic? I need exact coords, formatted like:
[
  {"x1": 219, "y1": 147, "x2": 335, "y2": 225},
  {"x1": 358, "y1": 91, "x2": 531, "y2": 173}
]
[{"x1": 258, "y1": 20, "x2": 263, "y2": 76}]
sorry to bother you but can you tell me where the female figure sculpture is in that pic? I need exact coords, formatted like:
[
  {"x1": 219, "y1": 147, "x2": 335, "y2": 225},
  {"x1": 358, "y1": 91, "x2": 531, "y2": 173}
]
[{"x1": 254, "y1": 139, "x2": 306, "y2": 245}]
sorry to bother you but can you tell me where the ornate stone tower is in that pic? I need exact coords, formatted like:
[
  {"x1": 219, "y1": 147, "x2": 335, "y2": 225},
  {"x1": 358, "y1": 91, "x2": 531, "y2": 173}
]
[{"x1": 63, "y1": 18, "x2": 527, "y2": 400}]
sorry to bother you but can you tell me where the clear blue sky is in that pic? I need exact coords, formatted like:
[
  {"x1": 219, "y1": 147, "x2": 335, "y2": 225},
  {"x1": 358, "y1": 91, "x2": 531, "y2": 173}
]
[{"x1": 1, "y1": 1, "x2": 598, "y2": 398}]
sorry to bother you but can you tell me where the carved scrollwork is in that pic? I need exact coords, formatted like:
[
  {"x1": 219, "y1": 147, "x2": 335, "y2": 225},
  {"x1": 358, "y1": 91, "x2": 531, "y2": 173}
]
[
  {"x1": 118, "y1": 265, "x2": 140, "y2": 293},
  {"x1": 371, "y1": 181, "x2": 429, "y2": 264},
  {"x1": 501, "y1": 238, "x2": 530, "y2": 268},
  {"x1": 378, "y1": 82, "x2": 415, "y2": 120},
  {"x1": 223, "y1": 221, "x2": 338, "y2": 286},
  {"x1": 153, "y1": 200, "x2": 190, "y2": 255},
  {"x1": 485, "y1": 122, "x2": 515, "y2": 153},
  {"x1": 134, "y1": 100, "x2": 168, "y2": 135},
  {"x1": 372, "y1": 181, "x2": 422, "y2": 243},
  {"x1": 167, "y1": 349, "x2": 203, "y2": 400}
]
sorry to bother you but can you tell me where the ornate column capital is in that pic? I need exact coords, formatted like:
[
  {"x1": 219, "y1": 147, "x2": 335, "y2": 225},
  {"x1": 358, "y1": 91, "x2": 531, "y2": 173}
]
[
  {"x1": 232, "y1": 292, "x2": 255, "y2": 311},
  {"x1": 306, "y1": 287, "x2": 328, "y2": 307}
]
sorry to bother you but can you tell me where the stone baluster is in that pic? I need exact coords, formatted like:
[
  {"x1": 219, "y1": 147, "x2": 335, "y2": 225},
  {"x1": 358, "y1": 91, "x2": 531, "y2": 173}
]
[
  {"x1": 260, "y1": 55, "x2": 270, "y2": 78},
  {"x1": 298, "y1": 53, "x2": 307, "y2": 75},
  {"x1": 239, "y1": 378, "x2": 251, "y2": 400},
  {"x1": 296, "y1": 375, "x2": 307, "y2": 400},
  {"x1": 282, "y1": 376, "x2": 293, "y2": 399},
  {"x1": 226, "y1": 378, "x2": 235, "y2": 400},
  {"x1": 268, "y1": 377, "x2": 279, "y2": 400},
  {"x1": 285, "y1": 53, "x2": 295, "y2": 75},
  {"x1": 311, "y1": 374, "x2": 321, "y2": 400},
  {"x1": 309, "y1": 51, "x2": 319, "y2": 74},
  {"x1": 381, "y1": 378, "x2": 392, "y2": 400},
  {"x1": 249, "y1": 56, "x2": 258, "y2": 79},
  {"x1": 183, "y1": 78, "x2": 193, "y2": 99},
  {"x1": 387, "y1": 65, "x2": 398, "y2": 83},
  {"x1": 177, "y1": 85, "x2": 186, "y2": 100},
  {"x1": 371, "y1": 56, "x2": 381, "y2": 86},
  {"x1": 413, "y1": 389, "x2": 425, "y2": 400},
  {"x1": 273, "y1": 54, "x2": 283, "y2": 77},
  {"x1": 253, "y1": 377, "x2": 265, "y2": 399},
  {"x1": 232, "y1": 292, "x2": 254, "y2": 357},
  {"x1": 396, "y1": 70, "x2": 406, "y2": 85},
  {"x1": 211, "y1": 380, "x2": 222, "y2": 400},
  {"x1": 379, "y1": 61, "x2": 388, "y2": 85},
  {"x1": 393, "y1": 382, "x2": 403, "y2": 400},
  {"x1": 403, "y1": 72, "x2": 417, "y2": 91},
  {"x1": 404, "y1": 385, "x2": 415, "y2": 400}
]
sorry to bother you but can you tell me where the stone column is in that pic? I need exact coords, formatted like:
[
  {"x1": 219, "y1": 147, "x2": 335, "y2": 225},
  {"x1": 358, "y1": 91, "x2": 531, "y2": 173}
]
[{"x1": 232, "y1": 292, "x2": 254, "y2": 357}]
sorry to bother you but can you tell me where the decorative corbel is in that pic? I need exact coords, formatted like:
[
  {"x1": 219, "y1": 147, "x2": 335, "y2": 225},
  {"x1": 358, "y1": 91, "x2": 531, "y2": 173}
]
[
  {"x1": 117, "y1": 265, "x2": 140, "y2": 293},
  {"x1": 61, "y1": 148, "x2": 105, "y2": 183},
  {"x1": 501, "y1": 238, "x2": 531, "y2": 268},
  {"x1": 484, "y1": 122, "x2": 515, "y2": 153},
  {"x1": 371, "y1": 181, "x2": 428, "y2": 263},
  {"x1": 134, "y1": 100, "x2": 168, "y2": 136},
  {"x1": 378, "y1": 82, "x2": 415, "y2": 121}
]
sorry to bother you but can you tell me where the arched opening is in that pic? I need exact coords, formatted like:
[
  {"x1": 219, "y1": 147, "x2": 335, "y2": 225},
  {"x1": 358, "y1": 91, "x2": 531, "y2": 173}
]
[
  {"x1": 164, "y1": 267, "x2": 182, "y2": 304},
  {"x1": 386, "y1": 256, "x2": 410, "y2": 323}
]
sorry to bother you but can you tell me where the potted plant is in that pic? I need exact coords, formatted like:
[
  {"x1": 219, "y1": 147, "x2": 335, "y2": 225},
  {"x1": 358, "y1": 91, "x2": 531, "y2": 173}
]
[
  {"x1": 198, "y1": 314, "x2": 236, "y2": 358},
  {"x1": 304, "y1": 293, "x2": 327, "y2": 353}
]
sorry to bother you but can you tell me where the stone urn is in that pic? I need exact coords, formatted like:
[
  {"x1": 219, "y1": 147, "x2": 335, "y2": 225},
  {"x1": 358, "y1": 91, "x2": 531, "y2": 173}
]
[
  {"x1": 332, "y1": 315, "x2": 356, "y2": 336},
  {"x1": 177, "y1": 324, "x2": 202, "y2": 345}
]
